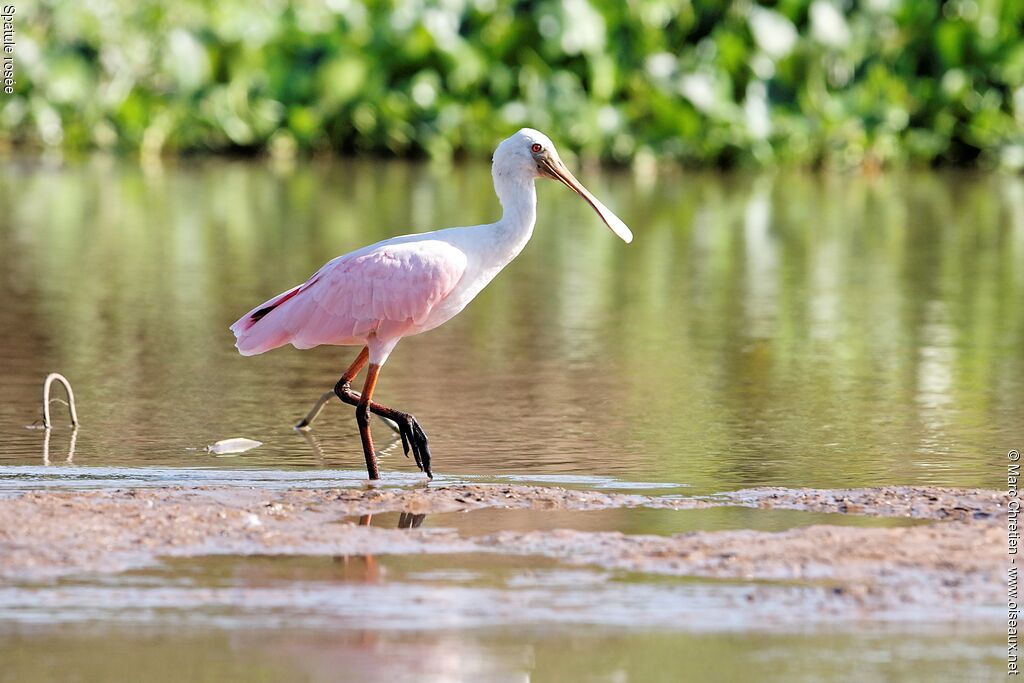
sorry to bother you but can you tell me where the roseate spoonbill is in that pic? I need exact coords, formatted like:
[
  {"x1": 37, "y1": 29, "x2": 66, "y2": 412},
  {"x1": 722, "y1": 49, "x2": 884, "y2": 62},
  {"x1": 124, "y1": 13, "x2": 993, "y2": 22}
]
[{"x1": 230, "y1": 129, "x2": 632, "y2": 480}]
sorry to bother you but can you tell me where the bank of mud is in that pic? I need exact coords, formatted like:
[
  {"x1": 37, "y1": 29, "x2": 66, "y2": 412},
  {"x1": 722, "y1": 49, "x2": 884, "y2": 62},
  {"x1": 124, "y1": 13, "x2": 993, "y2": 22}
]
[{"x1": 0, "y1": 484, "x2": 1006, "y2": 622}]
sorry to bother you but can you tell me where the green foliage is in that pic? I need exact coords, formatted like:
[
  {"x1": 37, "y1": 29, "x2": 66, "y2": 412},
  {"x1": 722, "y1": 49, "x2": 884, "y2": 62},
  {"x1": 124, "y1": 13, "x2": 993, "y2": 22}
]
[{"x1": 2, "y1": 0, "x2": 1022, "y2": 168}]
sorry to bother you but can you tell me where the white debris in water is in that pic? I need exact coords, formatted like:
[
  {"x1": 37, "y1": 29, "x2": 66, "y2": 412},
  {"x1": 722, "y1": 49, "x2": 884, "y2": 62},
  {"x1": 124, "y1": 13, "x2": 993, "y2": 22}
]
[
  {"x1": 205, "y1": 438, "x2": 263, "y2": 455},
  {"x1": 245, "y1": 514, "x2": 262, "y2": 528}
]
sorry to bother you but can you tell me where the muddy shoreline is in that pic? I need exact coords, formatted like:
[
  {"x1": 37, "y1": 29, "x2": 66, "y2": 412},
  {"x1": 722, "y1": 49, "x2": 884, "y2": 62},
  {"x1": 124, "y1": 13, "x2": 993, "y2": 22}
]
[{"x1": 0, "y1": 484, "x2": 1006, "y2": 621}]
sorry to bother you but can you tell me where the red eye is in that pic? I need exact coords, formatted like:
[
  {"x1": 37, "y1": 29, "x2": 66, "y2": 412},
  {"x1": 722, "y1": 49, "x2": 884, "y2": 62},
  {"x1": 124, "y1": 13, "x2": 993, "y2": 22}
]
[{"x1": 531, "y1": 143, "x2": 543, "y2": 153}]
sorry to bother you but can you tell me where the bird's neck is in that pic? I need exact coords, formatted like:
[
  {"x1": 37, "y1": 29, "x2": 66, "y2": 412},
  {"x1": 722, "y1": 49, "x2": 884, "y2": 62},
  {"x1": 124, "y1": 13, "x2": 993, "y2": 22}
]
[{"x1": 490, "y1": 167, "x2": 537, "y2": 260}]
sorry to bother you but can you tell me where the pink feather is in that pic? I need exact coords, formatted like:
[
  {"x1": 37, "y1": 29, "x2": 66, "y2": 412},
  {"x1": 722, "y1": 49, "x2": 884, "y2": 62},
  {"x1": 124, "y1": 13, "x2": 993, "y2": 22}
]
[{"x1": 231, "y1": 240, "x2": 467, "y2": 361}]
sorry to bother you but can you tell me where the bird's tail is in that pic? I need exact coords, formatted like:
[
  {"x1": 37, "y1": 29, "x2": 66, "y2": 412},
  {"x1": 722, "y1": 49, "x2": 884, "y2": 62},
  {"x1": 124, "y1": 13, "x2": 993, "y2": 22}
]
[{"x1": 230, "y1": 284, "x2": 304, "y2": 356}]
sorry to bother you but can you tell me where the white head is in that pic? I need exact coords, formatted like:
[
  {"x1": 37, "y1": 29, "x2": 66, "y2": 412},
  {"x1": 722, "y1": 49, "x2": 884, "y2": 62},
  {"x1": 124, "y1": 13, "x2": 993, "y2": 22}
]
[{"x1": 492, "y1": 128, "x2": 633, "y2": 243}]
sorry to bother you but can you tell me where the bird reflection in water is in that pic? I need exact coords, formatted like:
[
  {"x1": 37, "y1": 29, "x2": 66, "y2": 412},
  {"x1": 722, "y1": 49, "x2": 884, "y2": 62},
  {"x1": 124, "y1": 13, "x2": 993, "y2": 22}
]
[
  {"x1": 297, "y1": 421, "x2": 403, "y2": 465},
  {"x1": 332, "y1": 511, "x2": 428, "y2": 582},
  {"x1": 354, "y1": 511, "x2": 427, "y2": 529}
]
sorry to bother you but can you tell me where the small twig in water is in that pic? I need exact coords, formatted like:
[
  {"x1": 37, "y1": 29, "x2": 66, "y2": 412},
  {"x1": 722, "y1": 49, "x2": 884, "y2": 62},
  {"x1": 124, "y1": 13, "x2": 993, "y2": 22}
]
[
  {"x1": 42, "y1": 373, "x2": 79, "y2": 429},
  {"x1": 43, "y1": 426, "x2": 78, "y2": 465}
]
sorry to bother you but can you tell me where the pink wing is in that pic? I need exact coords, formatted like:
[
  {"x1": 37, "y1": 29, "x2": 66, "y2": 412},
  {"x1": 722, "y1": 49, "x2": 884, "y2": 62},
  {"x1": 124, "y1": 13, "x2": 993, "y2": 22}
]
[{"x1": 231, "y1": 239, "x2": 468, "y2": 357}]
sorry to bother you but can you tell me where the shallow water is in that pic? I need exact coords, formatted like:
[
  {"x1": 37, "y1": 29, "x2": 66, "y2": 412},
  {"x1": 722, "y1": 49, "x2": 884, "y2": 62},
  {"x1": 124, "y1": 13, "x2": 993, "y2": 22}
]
[
  {"x1": 1, "y1": 158, "x2": 1019, "y2": 492},
  {"x1": 0, "y1": 158, "x2": 1015, "y2": 681},
  {"x1": 0, "y1": 621, "x2": 1001, "y2": 683},
  {"x1": 346, "y1": 505, "x2": 927, "y2": 536},
  {"x1": 0, "y1": 549, "x2": 993, "y2": 631},
  {"x1": 0, "y1": 552, "x2": 1003, "y2": 682}
]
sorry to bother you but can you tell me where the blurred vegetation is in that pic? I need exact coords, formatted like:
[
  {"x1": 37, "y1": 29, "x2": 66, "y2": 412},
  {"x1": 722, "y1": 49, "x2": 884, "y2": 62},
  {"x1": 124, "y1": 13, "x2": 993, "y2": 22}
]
[{"x1": 1, "y1": 0, "x2": 1022, "y2": 168}]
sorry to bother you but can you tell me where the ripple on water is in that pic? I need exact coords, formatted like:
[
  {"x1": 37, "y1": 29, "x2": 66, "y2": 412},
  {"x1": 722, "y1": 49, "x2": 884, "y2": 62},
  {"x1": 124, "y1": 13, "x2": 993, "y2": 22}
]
[
  {"x1": 0, "y1": 465, "x2": 687, "y2": 494},
  {"x1": 0, "y1": 553, "x2": 995, "y2": 632}
]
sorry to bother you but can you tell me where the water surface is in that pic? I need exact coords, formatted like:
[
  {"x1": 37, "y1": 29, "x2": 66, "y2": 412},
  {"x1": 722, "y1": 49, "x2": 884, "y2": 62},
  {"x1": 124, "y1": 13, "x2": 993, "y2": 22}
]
[
  {"x1": 0, "y1": 552, "x2": 1002, "y2": 683},
  {"x1": 1, "y1": 158, "x2": 1018, "y2": 491},
  {"x1": 0, "y1": 159, "x2": 1016, "y2": 681}
]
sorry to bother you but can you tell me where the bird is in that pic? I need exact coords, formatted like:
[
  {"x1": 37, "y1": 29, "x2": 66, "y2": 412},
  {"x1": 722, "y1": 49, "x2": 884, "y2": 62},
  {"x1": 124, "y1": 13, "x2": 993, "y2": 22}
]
[{"x1": 230, "y1": 128, "x2": 632, "y2": 480}]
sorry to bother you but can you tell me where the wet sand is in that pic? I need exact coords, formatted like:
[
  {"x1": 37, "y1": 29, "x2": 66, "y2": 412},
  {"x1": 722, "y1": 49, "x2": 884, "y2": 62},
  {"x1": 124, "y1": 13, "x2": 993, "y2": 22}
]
[{"x1": 0, "y1": 484, "x2": 1006, "y2": 620}]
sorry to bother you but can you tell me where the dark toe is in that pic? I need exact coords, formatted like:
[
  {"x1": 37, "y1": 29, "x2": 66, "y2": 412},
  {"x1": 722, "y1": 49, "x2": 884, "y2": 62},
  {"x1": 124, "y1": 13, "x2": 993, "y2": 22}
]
[{"x1": 411, "y1": 421, "x2": 432, "y2": 478}]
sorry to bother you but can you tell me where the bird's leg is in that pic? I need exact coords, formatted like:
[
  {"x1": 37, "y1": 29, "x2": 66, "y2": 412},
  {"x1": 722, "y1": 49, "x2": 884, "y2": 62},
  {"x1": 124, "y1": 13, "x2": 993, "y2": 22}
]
[
  {"x1": 295, "y1": 348, "x2": 369, "y2": 430},
  {"x1": 355, "y1": 363, "x2": 382, "y2": 480},
  {"x1": 333, "y1": 348, "x2": 370, "y2": 405},
  {"x1": 297, "y1": 391, "x2": 399, "y2": 436},
  {"x1": 360, "y1": 400, "x2": 432, "y2": 478},
  {"x1": 332, "y1": 348, "x2": 433, "y2": 478},
  {"x1": 294, "y1": 390, "x2": 336, "y2": 430}
]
